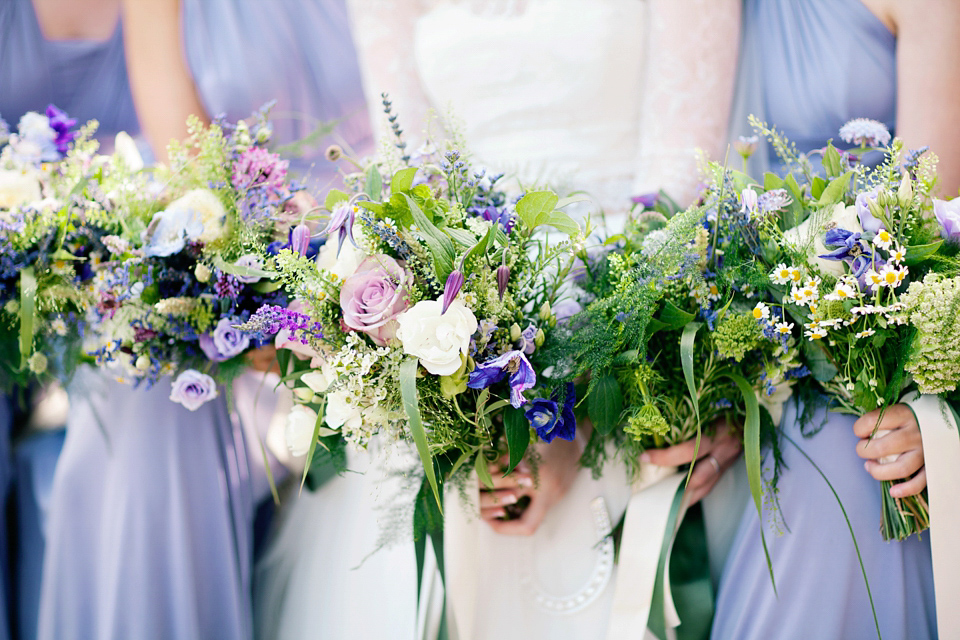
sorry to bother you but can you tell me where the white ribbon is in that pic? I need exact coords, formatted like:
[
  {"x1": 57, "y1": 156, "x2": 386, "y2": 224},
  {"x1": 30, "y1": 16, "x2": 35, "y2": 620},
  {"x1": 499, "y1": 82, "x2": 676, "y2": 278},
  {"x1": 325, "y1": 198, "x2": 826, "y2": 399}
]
[
  {"x1": 605, "y1": 465, "x2": 687, "y2": 640},
  {"x1": 443, "y1": 474, "x2": 481, "y2": 640},
  {"x1": 903, "y1": 393, "x2": 960, "y2": 638}
]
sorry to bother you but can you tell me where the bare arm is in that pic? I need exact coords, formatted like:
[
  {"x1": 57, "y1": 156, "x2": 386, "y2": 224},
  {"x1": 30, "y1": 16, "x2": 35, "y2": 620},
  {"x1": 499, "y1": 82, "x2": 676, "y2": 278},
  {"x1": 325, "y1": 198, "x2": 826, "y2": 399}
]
[
  {"x1": 633, "y1": 0, "x2": 741, "y2": 206},
  {"x1": 120, "y1": 0, "x2": 208, "y2": 162},
  {"x1": 868, "y1": 0, "x2": 960, "y2": 196}
]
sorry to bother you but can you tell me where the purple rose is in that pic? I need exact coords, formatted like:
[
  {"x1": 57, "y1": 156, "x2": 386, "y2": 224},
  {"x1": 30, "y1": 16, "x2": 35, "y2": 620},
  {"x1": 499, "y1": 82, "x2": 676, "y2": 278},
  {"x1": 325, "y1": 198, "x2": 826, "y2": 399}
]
[
  {"x1": 169, "y1": 369, "x2": 219, "y2": 411},
  {"x1": 856, "y1": 187, "x2": 884, "y2": 233},
  {"x1": 934, "y1": 197, "x2": 960, "y2": 243},
  {"x1": 199, "y1": 317, "x2": 251, "y2": 362},
  {"x1": 233, "y1": 254, "x2": 264, "y2": 283},
  {"x1": 340, "y1": 255, "x2": 411, "y2": 346}
]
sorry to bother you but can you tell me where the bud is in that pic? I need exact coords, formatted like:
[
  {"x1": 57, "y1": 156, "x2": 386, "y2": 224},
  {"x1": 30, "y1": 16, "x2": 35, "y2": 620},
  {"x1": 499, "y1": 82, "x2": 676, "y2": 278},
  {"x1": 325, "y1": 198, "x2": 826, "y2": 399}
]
[
  {"x1": 291, "y1": 224, "x2": 312, "y2": 256},
  {"x1": 293, "y1": 388, "x2": 317, "y2": 403},
  {"x1": 325, "y1": 145, "x2": 343, "y2": 162},
  {"x1": 509, "y1": 323, "x2": 522, "y2": 342},
  {"x1": 867, "y1": 196, "x2": 885, "y2": 222},
  {"x1": 538, "y1": 302, "x2": 552, "y2": 323},
  {"x1": 496, "y1": 264, "x2": 510, "y2": 300},
  {"x1": 534, "y1": 328, "x2": 545, "y2": 348},
  {"x1": 441, "y1": 270, "x2": 464, "y2": 314},
  {"x1": 195, "y1": 263, "x2": 212, "y2": 283},
  {"x1": 135, "y1": 354, "x2": 152, "y2": 371},
  {"x1": 897, "y1": 173, "x2": 913, "y2": 209},
  {"x1": 256, "y1": 125, "x2": 271, "y2": 144},
  {"x1": 734, "y1": 135, "x2": 758, "y2": 160}
]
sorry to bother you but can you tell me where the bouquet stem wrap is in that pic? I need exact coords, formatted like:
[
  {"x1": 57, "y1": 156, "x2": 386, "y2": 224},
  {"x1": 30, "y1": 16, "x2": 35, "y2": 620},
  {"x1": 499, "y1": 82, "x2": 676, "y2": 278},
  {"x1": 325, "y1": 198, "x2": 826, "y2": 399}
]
[
  {"x1": 606, "y1": 464, "x2": 688, "y2": 640},
  {"x1": 903, "y1": 393, "x2": 960, "y2": 638}
]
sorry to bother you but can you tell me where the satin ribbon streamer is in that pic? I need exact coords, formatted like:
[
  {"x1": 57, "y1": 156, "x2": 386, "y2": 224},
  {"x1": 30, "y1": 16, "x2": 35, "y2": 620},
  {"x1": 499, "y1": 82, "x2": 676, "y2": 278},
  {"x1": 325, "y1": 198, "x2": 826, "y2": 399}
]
[{"x1": 903, "y1": 393, "x2": 960, "y2": 638}]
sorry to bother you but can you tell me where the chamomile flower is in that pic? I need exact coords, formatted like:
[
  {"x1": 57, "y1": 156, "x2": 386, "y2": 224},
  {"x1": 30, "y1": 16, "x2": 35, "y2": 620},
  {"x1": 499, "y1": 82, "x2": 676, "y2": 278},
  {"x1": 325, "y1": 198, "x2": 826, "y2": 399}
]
[
  {"x1": 770, "y1": 264, "x2": 793, "y2": 285},
  {"x1": 864, "y1": 269, "x2": 884, "y2": 292},
  {"x1": 890, "y1": 244, "x2": 907, "y2": 263},
  {"x1": 706, "y1": 281, "x2": 721, "y2": 302},
  {"x1": 824, "y1": 280, "x2": 858, "y2": 301},
  {"x1": 790, "y1": 281, "x2": 820, "y2": 306},
  {"x1": 775, "y1": 321, "x2": 794, "y2": 335},
  {"x1": 752, "y1": 302, "x2": 770, "y2": 321},
  {"x1": 877, "y1": 264, "x2": 908, "y2": 289},
  {"x1": 805, "y1": 326, "x2": 829, "y2": 340},
  {"x1": 855, "y1": 329, "x2": 876, "y2": 339},
  {"x1": 873, "y1": 228, "x2": 894, "y2": 250}
]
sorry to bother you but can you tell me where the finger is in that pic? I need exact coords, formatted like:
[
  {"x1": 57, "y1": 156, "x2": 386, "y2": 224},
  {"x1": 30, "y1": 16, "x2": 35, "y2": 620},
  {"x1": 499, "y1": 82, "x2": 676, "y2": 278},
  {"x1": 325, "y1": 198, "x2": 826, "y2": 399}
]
[
  {"x1": 642, "y1": 434, "x2": 717, "y2": 467},
  {"x1": 890, "y1": 468, "x2": 927, "y2": 498},
  {"x1": 480, "y1": 507, "x2": 507, "y2": 521},
  {"x1": 686, "y1": 472, "x2": 722, "y2": 507},
  {"x1": 855, "y1": 427, "x2": 922, "y2": 461},
  {"x1": 711, "y1": 436, "x2": 743, "y2": 468},
  {"x1": 487, "y1": 471, "x2": 534, "y2": 490},
  {"x1": 853, "y1": 404, "x2": 916, "y2": 438},
  {"x1": 478, "y1": 489, "x2": 522, "y2": 510},
  {"x1": 864, "y1": 450, "x2": 925, "y2": 482}
]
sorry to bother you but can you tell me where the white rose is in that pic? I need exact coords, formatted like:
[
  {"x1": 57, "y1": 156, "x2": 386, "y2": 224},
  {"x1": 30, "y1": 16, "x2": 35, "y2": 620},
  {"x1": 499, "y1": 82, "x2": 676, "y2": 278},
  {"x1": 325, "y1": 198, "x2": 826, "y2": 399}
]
[
  {"x1": 0, "y1": 169, "x2": 41, "y2": 210},
  {"x1": 315, "y1": 226, "x2": 369, "y2": 279},
  {"x1": 285, "y1": 405, "x2": 318, "y2": 456},
  {"x1": 324, "y1": 390, "x2": 363, "y2": 431},
  {"x1": 166, "y1": 188, "x2": 227, "y2": 245},
  {"x1": 783, "y1": 203, "x2": 862, "y2": 277},
  {"x1": 301, "y1": 363, "x2": 335, "y2": 394},
  {"x1": 396, "y1": 299, "x2": 478, "y2": 376}
]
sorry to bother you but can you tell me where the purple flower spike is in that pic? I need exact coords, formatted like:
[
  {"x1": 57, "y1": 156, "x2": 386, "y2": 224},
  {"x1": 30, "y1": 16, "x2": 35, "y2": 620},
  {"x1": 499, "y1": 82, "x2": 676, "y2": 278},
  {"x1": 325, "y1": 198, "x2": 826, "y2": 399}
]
[
  {"x1": 525, "y1": 383, "x2": 576, "y2": 443},
  {"x1": 496, "y1": 264, "x2": 510, "y2": 300},
  {"x1": 467, "y1": 350, "x2": 536, "y2": 408},
  {"x1": 322, "y1": 202, "x2": 357, "y2": 256},
  {"x1": 45, "y1": 104, "x2": 76, "y2": 154},
  {"x1": 291, "y1": 223, "x2": 312, "y2": 256},
  {"x1": 441, "y1": 270, "x2": 464, "y2": 314}
]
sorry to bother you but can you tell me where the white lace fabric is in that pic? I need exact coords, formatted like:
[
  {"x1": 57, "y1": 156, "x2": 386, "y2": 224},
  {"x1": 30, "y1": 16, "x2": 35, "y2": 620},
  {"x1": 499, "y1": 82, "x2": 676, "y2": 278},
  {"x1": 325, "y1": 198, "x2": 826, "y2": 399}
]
[{"x1": 347, "y1": 0, "x2": 739, "y2": 209}]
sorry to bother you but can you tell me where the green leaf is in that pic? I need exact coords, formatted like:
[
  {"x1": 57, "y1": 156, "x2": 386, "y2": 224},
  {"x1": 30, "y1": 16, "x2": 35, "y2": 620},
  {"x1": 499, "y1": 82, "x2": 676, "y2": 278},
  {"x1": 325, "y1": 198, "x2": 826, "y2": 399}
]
[
  {"x1": 446, "y1": 228, "x2": 478, "y2": 247},
  {"x1": 679, "y1": 322, "x2": 703, "y2": 487},
  {"x1": 822, "y1": 143, "x2": 843, "y2": 178},
  {"x1": 324, "y1": 189, "x2": 349, "y2": 211},
  {"x1": 515, "y1": 191, "x2": 559, "y2": 231},
  {"x1": 725, "y1": 372, "x2": 775, "y2": 594},
  {"x1": 656, "y1": 300, "x2": 696, "y2": 332},
  {"x1": 817, "y1": 170, "x2": 853, "y2": 206},
  {"x1": 588, "y1": 375, "x2": 623, "y2": 435},
  {"x1": 356, "y1": 200, "x2": 383, "y2": 216},
  {"x1": 800, "y1": 340, "x2": 839, "y2": 382},
  {"x1": 400, "y1": 357, "x2": 442, "y2": 510},
  {"x1": 503, "y1": 407, "x2": 531, "y2": 475},
  {"x1": 904, "y1": 240, "x2": 943, "y2": 266},
  {"x1": 543, "y1": 210, "x2": 580, "y2": 237},
  {"x1": 404, "y1": 194, "x2": 456, "y2": 282},
  {"x1": 251, "y1": 280, "x2": 283, "y2": 294},
  {"x1": 390, "y1": 167, "x2": 419, "y2": 194},
  {"x1": 211, "y1": 255, "x2": 275, "y2": 280},
  {"x1": 364, "y1": 164, "x2": 382, "y2": 200},
  {"x1": 461, "y1": 225, "x2": 497, "y2": 269},
  {"x1": 763, "y1": 172, "x2": 785, "y2": 192},
  {"x1": 19, "y1": 267, "x2": 37, "y2": 367},
  {"x1": 299, "y1": 398, "x2": 328, "y2": 494},
  {"x1": 475, "y1": 453, "x2": 494, "y2": 490},
  {"x1": 784, "y1": 173, "x2": 803, "y2": 201}
]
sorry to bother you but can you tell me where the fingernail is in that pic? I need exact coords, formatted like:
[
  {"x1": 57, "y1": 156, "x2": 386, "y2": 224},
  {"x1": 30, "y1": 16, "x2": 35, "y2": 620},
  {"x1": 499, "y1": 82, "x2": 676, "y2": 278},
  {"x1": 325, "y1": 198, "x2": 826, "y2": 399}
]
[
  {"x1": 517, "y1": 476, "x2": 533, "y2": 488},
  {"x1": 640, "y1": 453, "x2": 651, "y2": 462},
  {"x1": 501, "y1": 493, "x2": 518, "y2": 505}
]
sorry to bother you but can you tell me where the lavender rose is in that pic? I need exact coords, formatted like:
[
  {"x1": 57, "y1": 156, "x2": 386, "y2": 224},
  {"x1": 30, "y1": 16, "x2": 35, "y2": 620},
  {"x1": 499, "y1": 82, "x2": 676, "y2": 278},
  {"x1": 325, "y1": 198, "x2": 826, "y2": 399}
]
[
  {"x1": 169, "y1": 370, "x2": 219, "y2": 411},
  {"x1": 199, "y1": 317, "x2": 251, "y2": 362},
  {"x1": 934, "y1": 197, "x2": 960, "y2": 243},
  {"x1": 339, "y1": 254, "x2": 411, "y2": 346}
]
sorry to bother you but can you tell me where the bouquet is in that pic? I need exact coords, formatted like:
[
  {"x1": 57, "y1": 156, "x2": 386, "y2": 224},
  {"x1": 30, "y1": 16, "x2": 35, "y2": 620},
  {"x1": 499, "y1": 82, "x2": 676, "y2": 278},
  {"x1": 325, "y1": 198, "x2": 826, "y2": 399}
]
[
  {"x1": 86, "y1": 107, "x2": 307, "y2": 410},
  {"x1": 0, "y1": 106, "x2": 107, "y2": 390},
  {"x1": 737, "y1": 116, "x2": 960, "y2": 540},
  {"x1": 249, "y1": 103, "x2": 584, "y2": 520}
]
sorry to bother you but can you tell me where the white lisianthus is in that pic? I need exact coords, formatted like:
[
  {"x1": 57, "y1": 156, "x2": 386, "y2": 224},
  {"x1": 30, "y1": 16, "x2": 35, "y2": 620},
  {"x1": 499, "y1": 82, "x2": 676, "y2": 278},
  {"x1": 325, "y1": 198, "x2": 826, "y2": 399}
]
[
  {"x1": 396, "y1": 299, "x2": 478, "y2": 376},
  {"x1": 0, "y1": 169, "x2": 41, "y2": 210},
  {"x1": 301, "y1": 364, "x2": 335, "y2": 394},
  {"x1": 324, "y1": 389, "x2": 363, "y2": 431},
  {"x1": 783, "y1": 203, "x2": 861, "y2": 277},
  {"x1": 285, "y1": 405, "x2": 318, "y2": 456}
]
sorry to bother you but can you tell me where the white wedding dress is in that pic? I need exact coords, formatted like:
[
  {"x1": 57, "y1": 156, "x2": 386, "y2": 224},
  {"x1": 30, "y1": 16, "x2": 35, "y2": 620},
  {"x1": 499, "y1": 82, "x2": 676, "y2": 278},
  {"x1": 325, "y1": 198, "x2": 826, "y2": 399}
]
[{"x1": 254, "y1": 1, "x2": 742, "y2": 638}]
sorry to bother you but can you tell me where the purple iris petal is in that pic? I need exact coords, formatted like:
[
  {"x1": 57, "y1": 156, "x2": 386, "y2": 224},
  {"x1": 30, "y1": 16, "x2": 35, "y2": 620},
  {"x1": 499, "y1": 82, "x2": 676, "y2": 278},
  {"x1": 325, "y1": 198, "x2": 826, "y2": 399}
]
[
  {"x1": 467, "y1": 350, "x2": 536, "y2": 408},
  {"x1": 525, "y1": 383, "x2": 576, "y2": 443}
]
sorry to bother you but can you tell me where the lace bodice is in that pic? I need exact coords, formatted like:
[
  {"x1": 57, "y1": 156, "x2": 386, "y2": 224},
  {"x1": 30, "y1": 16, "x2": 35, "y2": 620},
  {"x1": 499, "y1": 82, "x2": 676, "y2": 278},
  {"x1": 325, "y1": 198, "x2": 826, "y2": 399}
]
[{"x1": 347, "y1": 0, "x2": 739, "y2": 209}]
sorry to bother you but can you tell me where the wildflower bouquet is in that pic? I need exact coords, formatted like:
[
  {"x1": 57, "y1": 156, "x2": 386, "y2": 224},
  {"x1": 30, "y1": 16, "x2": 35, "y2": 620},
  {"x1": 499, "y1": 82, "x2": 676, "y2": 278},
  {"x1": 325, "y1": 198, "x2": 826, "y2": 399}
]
[
  {"x1": 253, "y1": 106, "x2": 584, "y2": 519},
  {"x1": 734, "y1": 116, "x2": 960, "y2": 539},
  {"x1": 87, "y1": 108, "x2": 307, "y2": 410},
  {"x1": 0, "y1": 106, "x2": 107, "y2": 390}
]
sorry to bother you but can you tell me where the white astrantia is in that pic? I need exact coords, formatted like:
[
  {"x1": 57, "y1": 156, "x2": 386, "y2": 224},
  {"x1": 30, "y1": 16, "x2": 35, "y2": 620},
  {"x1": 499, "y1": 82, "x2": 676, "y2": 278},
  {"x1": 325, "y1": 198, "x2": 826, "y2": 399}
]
[{"x1": 396, "y1": 299, "x2": 478, "y2": 376}]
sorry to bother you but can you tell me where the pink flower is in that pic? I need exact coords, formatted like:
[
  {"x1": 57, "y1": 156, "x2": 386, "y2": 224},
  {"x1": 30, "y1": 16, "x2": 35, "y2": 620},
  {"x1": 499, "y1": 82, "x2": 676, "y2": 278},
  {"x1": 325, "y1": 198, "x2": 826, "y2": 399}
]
[{"x1": 339, "y1": 255, "x2": 411, "y2": 346}]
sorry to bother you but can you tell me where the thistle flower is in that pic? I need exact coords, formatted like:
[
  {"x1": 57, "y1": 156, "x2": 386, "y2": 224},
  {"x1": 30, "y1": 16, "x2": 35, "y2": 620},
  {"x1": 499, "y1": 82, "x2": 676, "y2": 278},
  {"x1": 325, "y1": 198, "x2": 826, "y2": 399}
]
[{"x1": 839, "y1": 118, "x2": 891, "y2": 148}]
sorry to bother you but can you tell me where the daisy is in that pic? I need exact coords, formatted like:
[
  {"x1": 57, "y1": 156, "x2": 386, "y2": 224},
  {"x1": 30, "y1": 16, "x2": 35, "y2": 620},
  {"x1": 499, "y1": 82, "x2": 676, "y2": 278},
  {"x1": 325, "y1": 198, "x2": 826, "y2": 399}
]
[
  {"x1": 805, "y1": 326, "x2": 828, "y2": 340},
  {"x1": 752, "y1": 302, "x2": 770, "y2": 321},
  {"x1": 775, "y1": 322, "x2": 794, "y2": 335},
  {"x1": 771, "y1": 264, "x2": 793, "y2": 285},
  {"x1": 824, "y1": 281, "x2": 858, "y2": 301},
  {"x1": 873, "y1": 228, "x2": 894, "y2": 250},
  {"x1": 890, "y1": 244, "x2": 907, "y2": 263}
]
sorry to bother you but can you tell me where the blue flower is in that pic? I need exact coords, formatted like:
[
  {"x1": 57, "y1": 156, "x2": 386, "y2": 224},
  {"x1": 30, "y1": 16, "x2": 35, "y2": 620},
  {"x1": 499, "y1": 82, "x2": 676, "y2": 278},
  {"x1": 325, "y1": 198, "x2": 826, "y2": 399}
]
[
  {"x1": 525, "y1": 383, "x2": 576, "y2": 443},
  {"x1": 143, "y1": 207, "x2": 204, "y2": 257},
  {"x1": 467, "y1": 350, "x2": 536, "y2": 408},
  {"x1": 819, "y1": 228, "x2": 866, "y2": 261}
]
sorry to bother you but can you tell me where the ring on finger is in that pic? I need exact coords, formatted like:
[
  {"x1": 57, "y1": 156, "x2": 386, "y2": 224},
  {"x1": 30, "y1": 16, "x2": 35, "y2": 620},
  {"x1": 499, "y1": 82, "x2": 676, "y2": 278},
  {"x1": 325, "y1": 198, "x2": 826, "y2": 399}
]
[{"x1": 705, "y1": 454, "x2": 721, "y2": 476}]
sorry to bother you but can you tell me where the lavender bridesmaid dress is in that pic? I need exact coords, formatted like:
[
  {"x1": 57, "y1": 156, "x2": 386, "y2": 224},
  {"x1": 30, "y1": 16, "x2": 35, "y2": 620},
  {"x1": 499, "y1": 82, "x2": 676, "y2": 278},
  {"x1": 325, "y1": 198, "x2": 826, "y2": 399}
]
[
  {"x1": 0, "y1": 0, "x2": 371, "y2": 638},
  {"x1": 713, "y1": 1, "x2": 935, "y2": 638}
]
